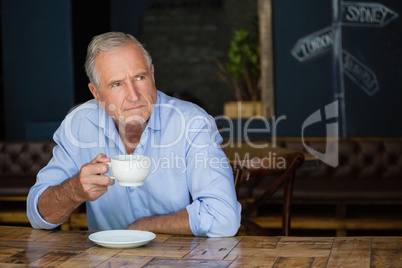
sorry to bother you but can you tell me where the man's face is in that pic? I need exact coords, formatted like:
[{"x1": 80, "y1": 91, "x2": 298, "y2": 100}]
[{"x1": 89, "y1": 43, "x2": 157, "y2": 127}]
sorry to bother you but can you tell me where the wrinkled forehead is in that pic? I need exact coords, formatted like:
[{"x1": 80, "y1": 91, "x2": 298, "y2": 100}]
[{"x1": 95, "y1": 43, "x2": 149, "y2": 75}]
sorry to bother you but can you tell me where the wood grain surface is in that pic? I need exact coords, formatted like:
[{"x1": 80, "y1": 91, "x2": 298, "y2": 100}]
[{"x1": 0, "y1": 226, "x2": 401, "y2": 267}]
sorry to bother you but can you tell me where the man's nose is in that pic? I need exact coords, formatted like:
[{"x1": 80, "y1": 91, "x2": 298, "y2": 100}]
[{"x1": 125, "y1": 82, "x2": 140, "y2": 101}]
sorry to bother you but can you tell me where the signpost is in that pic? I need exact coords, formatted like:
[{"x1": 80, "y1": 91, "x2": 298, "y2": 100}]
[
  {"x1": 341, "y1": 1, "x2": 399, "y2": 27},
  {"x1": 343, "y1": 50, "x2": 379, "y2": 96},
  {"x1": 291, "y1": 0, "x2": 399, "y2": 137},
  {"x1": 291, "y1": 27, "x2": 334, "y2": 62}
]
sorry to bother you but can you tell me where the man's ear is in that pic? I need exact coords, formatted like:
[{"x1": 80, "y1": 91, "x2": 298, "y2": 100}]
[
  {"x1": 88, "y1": 83, "x2": 101, "y2": 102},
  {"x1": 88, "y1": 83, "x2": 105, "y2": 109},
  {"x1": 151, "y1": 65, "x2": 155, "y2": 83}
]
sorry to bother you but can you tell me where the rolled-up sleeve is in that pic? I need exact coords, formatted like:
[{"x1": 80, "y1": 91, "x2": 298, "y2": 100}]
[
  {"x1": 27, "y1": 115, "x2": 81, "y2": 230},
  {"x1": 185, "y1": 116, "x2": 241, "y2": 237}
]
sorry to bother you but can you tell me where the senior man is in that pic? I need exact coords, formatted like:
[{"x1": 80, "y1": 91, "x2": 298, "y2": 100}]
[{"x1": 27, "y1": 32, "x2": 241, "y2": 237}]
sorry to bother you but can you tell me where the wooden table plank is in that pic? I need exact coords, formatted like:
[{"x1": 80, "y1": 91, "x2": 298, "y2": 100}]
[
  {"x1": 116, "y1": 242, "x2": 195, "y2": 259},
  {"x1": 371, "y1": 237, "x2": 402, "y2": 268},
  {"x1": 1, "y1": 250, "x2": 51, "y2": 265},
  {"x1": 56, "y1": 247, "x2": 121, "y2": 268},
  {"x1": 277, "y1": 237, "x2": 334, "y2": 249},
  {"x1": 35, "y1": 230, "x2": 89, "y2": 244},
  {"x1": 152, "y1": 233, "x2": 172, "y2": 243},
  {"x1": 235, "y1": 236, "x2": 279, "y2": 249},
  {"x1": 311, "y1": 257, "x2": 329, "y2": 268},
  {"x1": 95, "y1": 256, "x2": 154, "y2": 267},
  {"x1": 0, "y1": 248, "x2": 24, "y2": 261},
  {"x1": 275, "y1": 257, "x2": 315, "y2": 268},
  {"x1": 228, "y1": 256, "x2": 329, "y2": 268},
  {"x1": 112, "y1": 234, "x2": 204, "y2": 260},
  {"x1": 327, "y1": 238, "x2": 371, "y2": 268},
  {"x1": 228, "y1": 256, "x2": 277, "y2": 267},
  {"x1": 164, "y1": 235, "x2": 205, "y2": 245},
  {"x1": 371, "y1": 249, "x2": 402, "y2": 268},
  {"x1": 184, "y1": 245, "x2": 234, "y2": 261},
  {"x1": 0, "y1": 227, "x2": 48, "y2": 241},
  {"x1": 0, "y1": 225, "x2": 19, "y2": 236},
  {"x1": 225, "y1": 247, "x2": 331, "y2": 260},
  {"x1": 372, "y1": 237, "x2": 402, "y2": 249},
  {"x1": 145, "y1": 258, "x2": 232, "y2": 267},
  {"x1": 0, "y1": 240, "x2": 91, "y2": 252},
  {"x1": 28, "y1": 251, "x2": 78, "y2": 267},
  {"x1": 185, "y1": 237, "x2": 242, "y2": 260}
]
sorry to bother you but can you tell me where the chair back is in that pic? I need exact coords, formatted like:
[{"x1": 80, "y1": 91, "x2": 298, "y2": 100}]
[
  {"x1": 232, "y1": 166, "x2": 250, "y2": 195},
  {"x1": 230, "y1": 152, "x2": 305, "y2": 236}
]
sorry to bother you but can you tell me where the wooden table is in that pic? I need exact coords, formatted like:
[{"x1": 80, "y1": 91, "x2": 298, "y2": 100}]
[{"x1": 1, "y1": 226, "x2": 400, "y2": 267}]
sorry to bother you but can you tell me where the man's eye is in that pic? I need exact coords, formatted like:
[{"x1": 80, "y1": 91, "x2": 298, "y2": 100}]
[
  {"x1": 136, "y1": 76, "x2": 145, "y2": 81},
  {"x1": 112, "y1": 82, "x2": 120, "y2": 87}
]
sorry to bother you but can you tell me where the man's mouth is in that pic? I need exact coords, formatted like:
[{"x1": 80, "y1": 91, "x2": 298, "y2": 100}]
[{"x1": 125, "y1": 105, "x2": 145, "y2": 111}]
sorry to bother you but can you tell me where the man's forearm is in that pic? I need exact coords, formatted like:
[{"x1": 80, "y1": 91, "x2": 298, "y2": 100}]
[
  {"x1": 126, "y1": 208, "x2": 193, "y2": 235},
  {"x1": 38, "y1": 177, "x2": 83, "y2": 225}
]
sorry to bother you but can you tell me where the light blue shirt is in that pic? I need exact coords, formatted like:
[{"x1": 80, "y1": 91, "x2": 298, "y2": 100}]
[{"x1": 27, "y1": 91, "x2": 241, "y2": 237}]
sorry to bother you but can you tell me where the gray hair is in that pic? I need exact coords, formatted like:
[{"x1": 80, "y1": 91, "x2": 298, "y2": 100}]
[{"x1": 85, "y1": 32, "x2": 152, "y2": 89}]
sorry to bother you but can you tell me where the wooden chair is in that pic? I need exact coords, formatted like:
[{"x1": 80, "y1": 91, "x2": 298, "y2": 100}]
[
  {"x1": 232, "y1": 166, "x2": 250, "y2": 194},
  {"x1": 232, "y1": 152, "x2": 305, "y2": 236}
]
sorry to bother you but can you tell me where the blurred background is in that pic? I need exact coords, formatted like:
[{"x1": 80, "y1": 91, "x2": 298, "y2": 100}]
[
  {"x1": 1, "y1": 0, "x2": 401, "y2": 236},
  {"x1": 0, "y1": 0, "x2": 258, "y2": 140},
  {"x1": 1, "y1": 0, "x2": 401, "y2": 141}
]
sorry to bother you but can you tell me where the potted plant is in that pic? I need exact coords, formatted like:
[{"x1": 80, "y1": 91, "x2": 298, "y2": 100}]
[{"x1": 215, "y1": 24, "x2": 261, "y2": 118}]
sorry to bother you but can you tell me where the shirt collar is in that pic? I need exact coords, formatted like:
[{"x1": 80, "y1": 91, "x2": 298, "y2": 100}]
[
  {"x1": 85, "y1": 101, "x2": 117, "y2": 140},
  {"x1": 146, "y1": 91, "x2": 162, "y2": 131}
]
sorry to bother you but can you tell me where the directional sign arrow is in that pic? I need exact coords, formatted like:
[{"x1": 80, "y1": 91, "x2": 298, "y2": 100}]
[
  {"x1": 343, "y1": 50, "x2": 379, "y2": 96},
  {"x1": 341, "y1": 1, "x2": 399, "y2": 27},
  {"x1": 291, "y1": 27, "x2": 334, "y2": 62}
]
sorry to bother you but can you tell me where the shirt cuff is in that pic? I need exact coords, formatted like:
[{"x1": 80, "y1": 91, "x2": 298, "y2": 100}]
[{"x1": 186, "y1": 200, "x2": 214, "y2": 237}]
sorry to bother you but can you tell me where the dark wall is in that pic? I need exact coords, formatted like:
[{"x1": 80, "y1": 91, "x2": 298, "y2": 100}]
[
  {"x1": 72, "y1": 0, "x2": 148, "y2": 105},
  {"x1": 140, "y1": 0, "x2": 258, "y2": 116},
  {"x1": 273, "y1": 0, "x2": 333, "y2": 137},
  {"x1": 1, "y1": 0, "x2": 145, "y2": 140},
  {"x1": 272, "y1": 0, "x2": 402, "y2": 137},
  {"x1": 341, "y1": 0, "x2": 402, "y2": 137},
  {"x1": 2, "y1": 0, "x2": 74, "y2": 140},
  {"x1": 0, "y1": 0, "x2": 259, "y2": 140},
  {"x1": 71, "y1": 0, "x2": 110, "y2": 105}
]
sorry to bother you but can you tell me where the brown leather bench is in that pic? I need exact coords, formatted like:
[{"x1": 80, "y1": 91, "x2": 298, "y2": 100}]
[
  {"x1": 238, "y1": 137, "x2": 402, "y2": 235},
  {"x1": 0, "y1": 141, "x2": 55, "y2": 196},
  {"x1": 0, "y1": 141, "x2": 86, "y2": 230}
]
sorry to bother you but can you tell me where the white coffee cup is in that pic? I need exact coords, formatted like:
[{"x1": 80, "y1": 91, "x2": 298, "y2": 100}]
[{"x1": 107, "y1": 155, "x2": 151, "y2": 187}]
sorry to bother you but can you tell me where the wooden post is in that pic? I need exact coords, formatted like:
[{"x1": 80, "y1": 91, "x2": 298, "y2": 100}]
[{"x1": 258, "y1": 0, "x2": 275, "y2": 118}]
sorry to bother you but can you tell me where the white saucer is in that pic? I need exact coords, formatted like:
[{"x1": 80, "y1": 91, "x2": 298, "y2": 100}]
[{"x1": 89, "y1": 230, "x2": 156, "y2": 249}]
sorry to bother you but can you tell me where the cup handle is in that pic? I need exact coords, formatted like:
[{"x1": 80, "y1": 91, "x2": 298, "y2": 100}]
[{"x1": 106, "y1": 162, "x2": 114, "y2": 180}]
